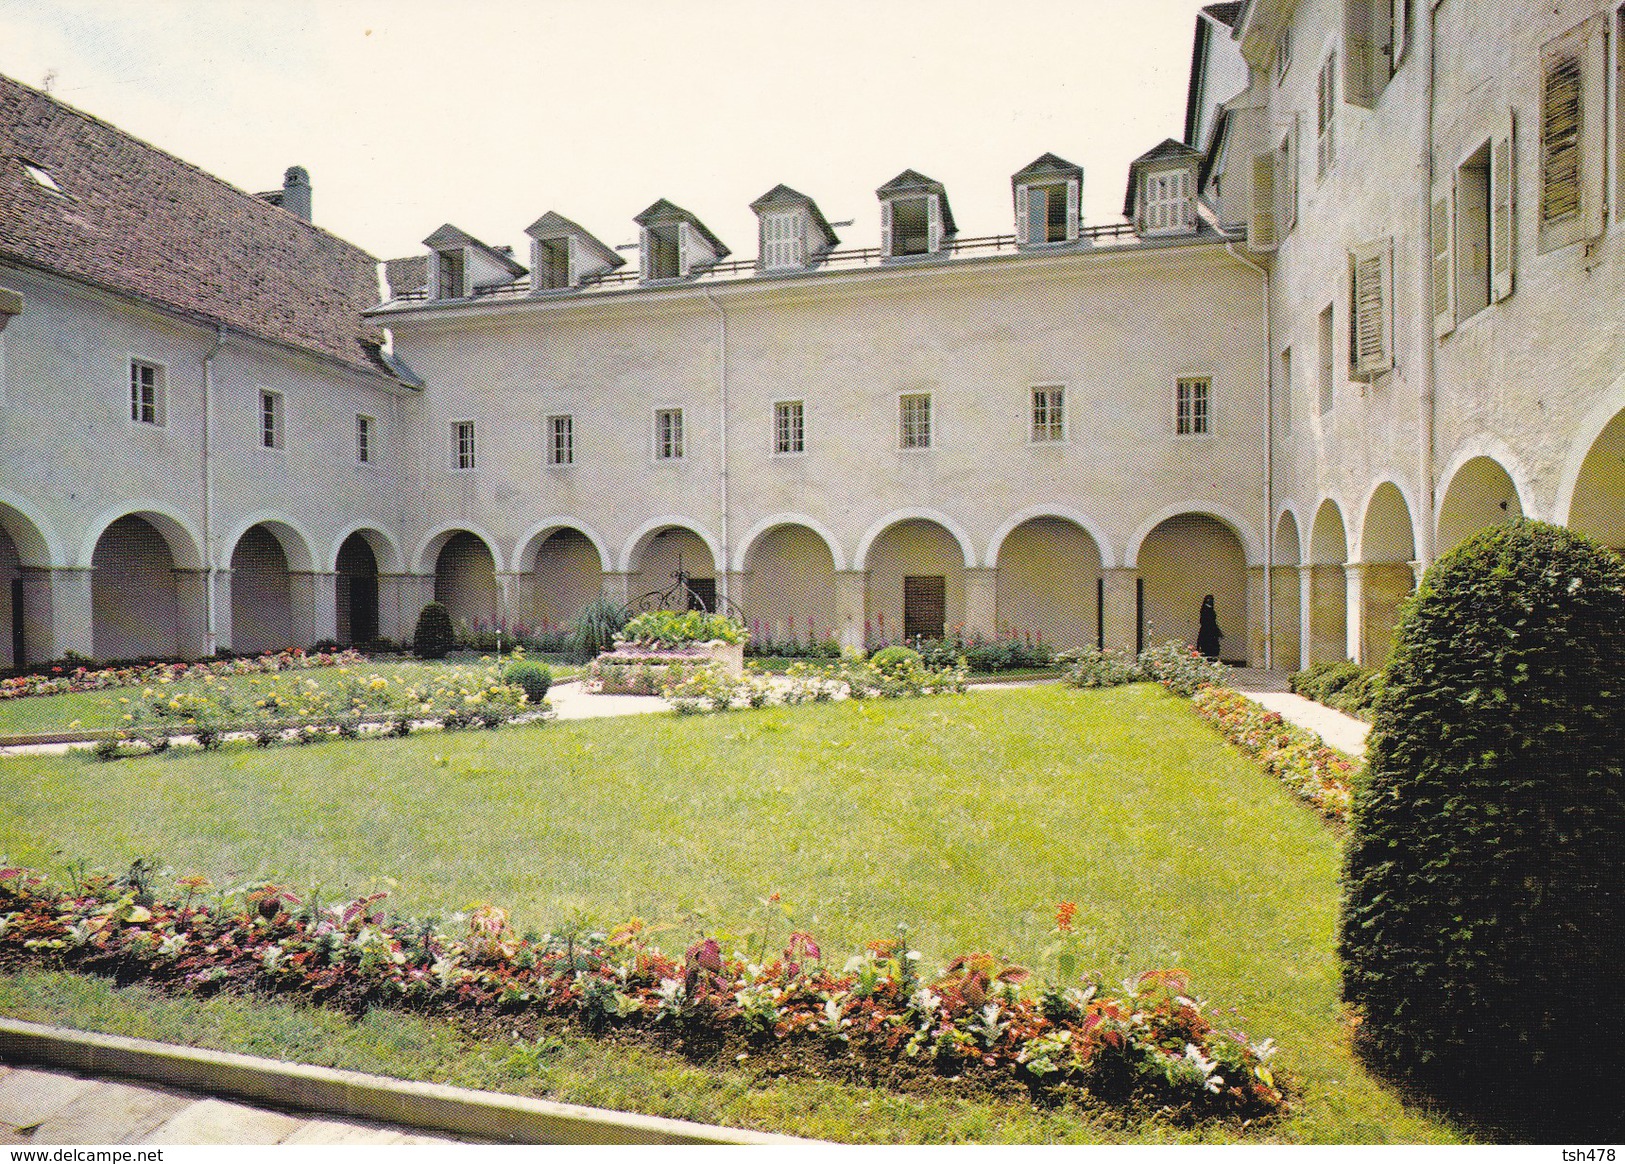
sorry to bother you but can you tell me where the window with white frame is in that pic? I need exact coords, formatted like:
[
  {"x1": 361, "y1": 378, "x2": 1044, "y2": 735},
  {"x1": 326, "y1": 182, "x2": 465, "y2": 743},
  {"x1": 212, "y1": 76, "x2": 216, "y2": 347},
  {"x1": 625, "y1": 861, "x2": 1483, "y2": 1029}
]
[
  {"x1": 129, "y1": 359, "x2": 164, "y2": 426},
  {"x1": 1317, "y1": 54, "x2": 1338, "y2": 178},
  {"x1": 1030, "y1": 385, "x2": 1065, "y2": 442},
  {"x1": 1175, "y1": 378, "x2": 1210, "y2": 436},
  {"x1": 356, "y1": 414, "x2": 375, "y2": 464},
  {"x1": 1344, "y1": 0, "x2": 1408, "y2": 108},
  {"x1": 1020, "y1": 183, "x2": 1073, "y2": 244},
  {"x1": 773, "y1": 400, "x2": 804, "y2": 455},
  {"x1": 656, "y1": 408, "x2": 684, "y2": 460},
  {"x1": 548, "y1": 414, "x2": 573, "y2": 465},
  {"x1": 1455, "y1": 146, "x2": 1493, "y2": 321},
  {"x1": 1318, "y1": 305, "x2": 1335, "y2": 415},
  {"x1": 1539, "y1": 14, "x2": 1605, "y2": 252},
  {"x1": 453, "y1": 420, "x2": 476, "y2": 470},
  {"x1": 534, "y1": 240, "x2": 570, "y2": 290},
  {"x1": 899, "y1": 392, "x2": 931, "y2": 449},
  {"x1": 888, "y1": 198, "x2": 933, "y2": 256},
  {"x1": 260, "y1": 390, "x2": 284, "y2": 450},
  {"x1": 761, "y1": 212, "x2": 806, "y2": 270}
]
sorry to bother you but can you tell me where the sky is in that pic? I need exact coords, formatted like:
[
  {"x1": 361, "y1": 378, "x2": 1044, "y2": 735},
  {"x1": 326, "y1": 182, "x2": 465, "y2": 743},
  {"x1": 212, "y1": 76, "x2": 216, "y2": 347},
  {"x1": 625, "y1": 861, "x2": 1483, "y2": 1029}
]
[{"x1": 0, "y1": 1, "x2": 1219, "y2": 263}]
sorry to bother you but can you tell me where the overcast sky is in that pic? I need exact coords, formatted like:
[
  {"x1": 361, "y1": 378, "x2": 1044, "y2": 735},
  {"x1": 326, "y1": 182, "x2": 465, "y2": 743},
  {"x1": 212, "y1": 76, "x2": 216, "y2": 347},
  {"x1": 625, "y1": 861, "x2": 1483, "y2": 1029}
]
[{"x1": 1, "y1": 1, "x2": 1218, "y2": 263}]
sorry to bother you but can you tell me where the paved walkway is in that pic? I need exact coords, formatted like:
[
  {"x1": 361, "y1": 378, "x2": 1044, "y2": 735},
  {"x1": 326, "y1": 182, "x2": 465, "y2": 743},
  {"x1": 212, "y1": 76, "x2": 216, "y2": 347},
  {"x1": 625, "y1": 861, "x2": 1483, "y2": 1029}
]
[
  {"x1": 1227, "y1": 668, "x2": 1371, "y2": 756},
  {"x1": 0, "y1": 1063, "x2": 464, "y2": 1145}
]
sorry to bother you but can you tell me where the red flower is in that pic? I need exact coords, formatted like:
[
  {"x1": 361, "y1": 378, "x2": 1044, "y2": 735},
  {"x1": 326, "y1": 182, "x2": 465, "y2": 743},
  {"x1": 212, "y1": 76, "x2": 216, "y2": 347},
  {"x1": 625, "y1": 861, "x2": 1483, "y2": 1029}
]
[{"x1": 1055, "y1": 901, "x2": 1077, "y2": 933}]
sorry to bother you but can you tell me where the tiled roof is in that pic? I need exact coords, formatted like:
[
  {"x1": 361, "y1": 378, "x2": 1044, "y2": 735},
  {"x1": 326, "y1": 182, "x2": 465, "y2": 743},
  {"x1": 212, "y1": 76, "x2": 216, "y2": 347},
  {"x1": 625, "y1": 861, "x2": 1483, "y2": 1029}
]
[
  {"x1": 384, "y1": 256, "x2": 428, "y2": 298},
  {"x1": 0, "y1": 72, "x2": 388, "y2": 375}
]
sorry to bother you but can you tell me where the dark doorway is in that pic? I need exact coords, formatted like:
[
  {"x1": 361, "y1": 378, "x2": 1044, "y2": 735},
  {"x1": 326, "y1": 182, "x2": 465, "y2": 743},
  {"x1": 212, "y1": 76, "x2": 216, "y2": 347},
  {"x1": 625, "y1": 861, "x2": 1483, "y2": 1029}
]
[
  {"x1": 336, "y1": 534, "x2": 380, "y2": 645},
  {"x1": 903, "y1": 575, "x2": 946, "y2": 641},
  {"x1": 10, "y1": 578, "x2": 22, "y2": 666},
  {"x1": 685, "y1": 577, "x2": 717, "y2": 613}
]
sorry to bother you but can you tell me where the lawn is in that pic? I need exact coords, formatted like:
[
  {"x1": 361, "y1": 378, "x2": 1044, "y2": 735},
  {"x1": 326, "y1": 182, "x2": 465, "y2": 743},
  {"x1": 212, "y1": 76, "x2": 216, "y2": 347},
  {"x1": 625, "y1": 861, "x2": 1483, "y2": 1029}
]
[{"x1": 0, "y1": 685, "x2": 1464, "y2": 1143}]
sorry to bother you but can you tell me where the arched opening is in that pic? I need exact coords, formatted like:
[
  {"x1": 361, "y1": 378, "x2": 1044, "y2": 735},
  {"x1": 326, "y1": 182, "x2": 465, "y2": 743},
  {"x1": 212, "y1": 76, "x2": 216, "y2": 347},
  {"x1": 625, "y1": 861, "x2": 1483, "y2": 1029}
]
[
  {"x1": 739, "y1": 524, "x2": 838, "y2": 647},
  {"x1": 229, "y1": 525, "x2": 294, "y2": 654},
  {"x1": 0, "y1": 523, "x2": 20, "y2": 667},
  {"x1": 92, "y1": 515, "x2": 199, "y2": 660},
  {"x1": 1437, "y1": 456, "x2": 1523, "y2": 555},
  {"x1": 1307, "y1": 501, "x2": 1349, "y2": 665},
  {"x1": 630, "y1": 526, "x2": 717, "y2": 611},
  {"x1": 336, "y1": 533, "x2": 380, "y2": 646},
  {"x1": 1567, "y1": 409, "x2": 1625, "y2": 553},
  {"x1": 1358, "y1": 483, "x2": 1417, "y2": 666},
  {"x1": 527, "y1": 528, "x2": 605, "y2": 629},
  {"x1": 1273, "y1": 510, "x2": 1303, "y2": 671},
  {"x1": 865, "y1": 518, "x2": 966, "y2": 645},
  {"x1": 1137, "y1": 514, "x2": 1248, "y2": 664},
  {"x1": 0, "y1": 504, "x2": 52, "y2": 666},
  {"x1": 993, "y1": 516, "x2": 1103, "y2": 650},
  {"x1": 433, "y1": 531, "x2": 499, "y2": 639}
]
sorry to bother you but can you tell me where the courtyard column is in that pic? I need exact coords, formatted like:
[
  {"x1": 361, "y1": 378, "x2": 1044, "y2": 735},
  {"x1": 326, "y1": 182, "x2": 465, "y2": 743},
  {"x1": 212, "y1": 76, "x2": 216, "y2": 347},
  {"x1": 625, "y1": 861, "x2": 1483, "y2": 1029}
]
[
  {"x1": 1100, "y1": 569, "x2": 1139, "y2": 654},
  {"x1": 834, "y1": 569, "x2": 867, "y2": 650},
  {"x1": 1246, "y1": 566, "x2": 1267, "y2": 668},
  {"x1": 1409, "y1": 559, "x2": 1425, "y2": 588},
  {"x1": 288, "y1": 571, "x2": 335, "y2": 647},
  {"x1": 496, "y1": 571, "x2": 533, "y2": 630},
  {"x1": 379, "y1": 574, "x2": 434, "y2": 645},
  {"x1": 1297, "y1": 566, "x2": 1313, "y2": 671},
  {"x1": 173, "y1": 569, "x2": 209, "y2": 658},
  {"x1": 209, "y1": 569, "x2": 234, "y2": 653},
  {"x1": 26, "y1": 567, "x2": 91, "y2": 662},
  {"x1": 962, "y1": 567, "x2": 997, "y2": 642},
  {"x1": 599, "y1": 572, "x2": 633, "y2": 606},
  {"x1": 1344, "y1": 563, "x2": 1368, "y2": 665},
  {"x1": 723, "y1": 570, "x2": 748, "y2": 620}
]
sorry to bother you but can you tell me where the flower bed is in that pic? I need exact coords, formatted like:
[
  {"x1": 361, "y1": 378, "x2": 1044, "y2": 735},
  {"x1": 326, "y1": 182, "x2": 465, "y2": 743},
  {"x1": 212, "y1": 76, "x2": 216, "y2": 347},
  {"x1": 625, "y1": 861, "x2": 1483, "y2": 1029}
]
[
  {"x1": 0, "y1": 866, "x2": 1285, "y2": 1123},
  {"x1": 1189, "y1": 687, "x2": 1356, "y2": 824},
  {"x1": 588, "y1": 650, "x2": 714, "y2": 695},
  {"x1": 0, "y1": 648, "x2": 366, "y2": 702}
]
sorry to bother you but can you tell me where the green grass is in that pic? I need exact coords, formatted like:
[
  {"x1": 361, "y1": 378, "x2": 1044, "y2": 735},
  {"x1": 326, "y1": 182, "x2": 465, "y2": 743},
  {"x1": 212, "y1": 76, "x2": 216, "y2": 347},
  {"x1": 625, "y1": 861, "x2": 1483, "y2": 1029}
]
[
  {"x1": 0, "y1": 659, "x2": 579, "y2": 737},
  {"x1": 0, "y1": 686, "x2": 1465, "y2": 1143}
]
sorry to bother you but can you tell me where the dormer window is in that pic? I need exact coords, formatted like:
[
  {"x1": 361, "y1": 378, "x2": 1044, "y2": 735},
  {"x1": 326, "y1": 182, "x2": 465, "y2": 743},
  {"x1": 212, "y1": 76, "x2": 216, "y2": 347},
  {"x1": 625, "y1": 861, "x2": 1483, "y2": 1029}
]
[
  {"x1": 533, "y1": 239, "x2": 570, "y2": 290},
  {"x1": 1012, "y1": 153, "x2": 1083, "y2": 247},
  {"x1": 635, "y1": 200, "x2": 728, "y2": 283},
  {"x1": 21, "y1": 160, "x2": 65, "y2": 197},
  {"x1": 751, "y1": 185, "x2": 840, "y2": 273},
  {"x1": 1125, "y1": 140, "x2": 1203, "y2": 238},
  {"x1": 422, "y1": 224, "x2": 528, "y2": 301},
  {"x1": 762, "y1": 212, "x2": 806, "y2": 270},
  {"x1": 435, "y1": 249, "x2": 465, "y2": 299},
  {"x1": 524, "y1": 212, "x2": 623, "y2": 293},
  {"x1": 877, "y1": 170, "x2": 955, "y2": 260},
  {"x1": 646, "y1": 223, "x2": 681, "y2": 280}
]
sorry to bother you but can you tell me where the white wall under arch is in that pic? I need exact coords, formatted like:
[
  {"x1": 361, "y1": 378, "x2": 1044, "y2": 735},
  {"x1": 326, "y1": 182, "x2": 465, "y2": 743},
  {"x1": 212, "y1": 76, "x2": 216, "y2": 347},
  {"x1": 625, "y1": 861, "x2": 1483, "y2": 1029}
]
[
  {"x1": 1355, "y1": 479, "x2": 1421, "y2": 563},
  {"x1": 732, "y1": 513, "x2": 847, "y2": 573},
  {"x1": 514, "y1": 518, "x2": 614, "y2": 575},
  {"x1": 985, "y1": 504, "x2": 1118, "y2": 570},
  {"x1": 852, "y1": 508, "x2": 977, "y2": 572},
  {"x1": 412, "y1": 523, "x2": 506, "y2": 576},
  {"x1": 77, "y1": 503, "x2": 205, "y2": 571},
  {"x1": 1553, "y1": 372, "x2": 1625, "y2": 526},
  {"x1": 219, "y1": 512, "x2": 317, "y2": 574},
  {"x1": 327, "y1": 524, "x2": 405, "y2": 575},
  {"x1": 1435, "y1": 439, "x2": 1538, "y2": 530},
  {"x1": 1123, "y1": 500, "x2": 1263, "y2": 569},
  {"x1": 618, "y1": 517, "x2": 723, "y2": 575}
]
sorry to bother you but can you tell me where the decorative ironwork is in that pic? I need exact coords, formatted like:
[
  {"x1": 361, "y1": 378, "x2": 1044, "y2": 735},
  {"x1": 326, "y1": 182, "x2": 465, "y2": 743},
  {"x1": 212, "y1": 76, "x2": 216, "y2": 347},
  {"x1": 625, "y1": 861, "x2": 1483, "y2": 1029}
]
[{"x1": 624, "y1": 554, "x2": 742, "y2": 620}]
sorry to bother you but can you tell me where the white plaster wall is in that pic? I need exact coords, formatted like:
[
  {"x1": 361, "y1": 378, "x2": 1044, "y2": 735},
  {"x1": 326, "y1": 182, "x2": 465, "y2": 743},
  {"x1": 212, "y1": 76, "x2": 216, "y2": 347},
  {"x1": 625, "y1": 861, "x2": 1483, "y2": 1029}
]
[
  {"x1": 1138, "y1": 514, "x2": 1247, "y2": 660},
  {"x1": 993, "y1": 516, "x2": 1102, "y2": 649},
  {"x1": 739, "y1": 524, "x2": 838, "y2": 645}
]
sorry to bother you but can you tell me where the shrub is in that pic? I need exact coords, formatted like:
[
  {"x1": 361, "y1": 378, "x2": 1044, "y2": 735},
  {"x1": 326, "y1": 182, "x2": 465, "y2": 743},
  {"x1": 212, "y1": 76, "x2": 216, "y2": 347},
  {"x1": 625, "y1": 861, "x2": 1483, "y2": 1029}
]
[
  {"x1": 568, "y1": 596, "x2": 629, "y2": 661},
  {"x1": 621, "y1": 609, "x2": 747, "y2": 647},
  {"x1": 502, "y1": 659, "x2": 552, "y2": 704},
  {"x1": 1339, "y1": 521, "x2": 1625, "y2": 1139},
  {"x1": 866, "y1": 644, "x2": 923, "y2": 678},
  {"x1": 1059, "y1": 646, "x2": 1144, "y2": 688},
  {"x1": 412, "y1": 602, "x2": 455, "y2": 660},
  {"x1": 1136, "y1": 641, "x2": 1226, "y2": 697}
]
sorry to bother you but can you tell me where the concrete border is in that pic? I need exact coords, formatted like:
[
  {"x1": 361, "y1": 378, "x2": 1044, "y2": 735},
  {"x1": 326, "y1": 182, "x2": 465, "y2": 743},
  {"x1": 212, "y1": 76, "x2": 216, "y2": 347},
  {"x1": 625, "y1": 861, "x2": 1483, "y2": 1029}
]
[{"x1": 0, "y1": 1018, "x2": 811, "y2": 1145}]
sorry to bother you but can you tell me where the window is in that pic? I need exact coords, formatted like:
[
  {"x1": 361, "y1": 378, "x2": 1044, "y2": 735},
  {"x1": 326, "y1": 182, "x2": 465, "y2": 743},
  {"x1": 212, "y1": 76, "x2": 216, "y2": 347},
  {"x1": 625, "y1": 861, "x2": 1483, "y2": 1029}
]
[
  {"x1": 899, "y1": 392, "x2": 931, "y2": 449},
  {"x1": 1350, "y1": 238, "x2": 1395, "y2": 377},
  {"x1": 534, "y1": 239, "x2": 570, "y2": 290},
  {"x1": 1175, "y1": 378, "x2": 1210, "y2": 436},
  {"x1": 645, "y1": 225, "x2": 680, "y2": 280},
  {"x1": 1143, "y1": 168, "x2": 1195, "y2": 233},
  {"x1": 656, "y1": 408, "x2": 684, "y2": 460},
  {"x1": 548, "y1": 415, "x2": 573, "y2": 466},
  {"x1": 1318, "y1": 305, "x2": 1335, "y2": 415},
  {"x1": 129, "y1": 359, "x2": 163, "y2": 426},
  {"x1": 902, "y1": 576, "x2": 946, "y2": 641},
  {"x1": 21, "y1": 159, "x2": 65, "y2": 196},
  {"x1": 453, "y1": 420, "x2": 476, "y2": 470},
  {"x1": 1539, "y1": 15, "x2": 1605, "y2": 253},
  {"x1": 1280, "y1": 347, "x2": 1293, "y2": 434},
  {"x1": 1455, "y1": 145, "x2": 1493, "y2": 321},
  {"x1": 436, "y1": 250, "x2": 465, "y2": 299},
  {"x1": 1280, "y1": 120, "x2": 1299, "y2": 234},
  {"x1": 883, "y1": 196, "x2": 941, "y2": 257},
  {"x1": 1250, "y1": 152, "x2": 1277, "y2": 250},
  {"x1": 1030, "y1": 385, "x2": 1065, "y2": 442},
  {"x1": 356, "y1": 415, "x2": 374, "y2": 464},
  {"x1": 1018, "y1": 183, "x2": 1073, "y2": 244},
  {"x1": 1344, "y1": 0, "x2": 1405, "y2": 108},
  {"x1": 1317, "y1": 54, "x2": 1337, "y2": 178},
  {"x1": 260, "y1": 390, "x2": 284, "y2": 449},
  {"x1": 762, "y1": 212, "x2": 806, "y2": 270},
  {"x1": 773, "y1": 400, "x2": 805, "y2": 455}
]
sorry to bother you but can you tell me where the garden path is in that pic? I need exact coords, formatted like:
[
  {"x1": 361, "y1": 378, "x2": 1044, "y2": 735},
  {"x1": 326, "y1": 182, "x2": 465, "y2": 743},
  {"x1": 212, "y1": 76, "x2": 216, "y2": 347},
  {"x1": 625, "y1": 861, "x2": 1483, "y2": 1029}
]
[{"x1": 1227, "y1": 669, "x2": 1370, "y2": 757}]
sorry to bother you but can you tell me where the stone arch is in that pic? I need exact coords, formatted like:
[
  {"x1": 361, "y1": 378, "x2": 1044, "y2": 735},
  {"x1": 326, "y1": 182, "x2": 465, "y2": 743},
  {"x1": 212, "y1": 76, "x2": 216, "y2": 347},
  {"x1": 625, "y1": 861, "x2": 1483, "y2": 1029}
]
[
  {"x1": 853, "y1": 509, "x2": 977, "y2": 572},
  {"x1": 985, "y1": 505, "x2": 1118, "y2": 570},
  {"x1": 1437, "y1": 455, "x2": 1524, "y2": 556},
  {"x1": 1305, "y1": 499, "x2": 1349, "y2": 664},
  {"x1": 89, "y1": 512, "x2": 208, "y2": 660},
  {"x1": 1357, "y1": 482, "x2": 1419, "y2": 666},
  {"x1": 429, "y1": 530, "x2": 501, "y2": 638},
  {"x1": 732, "y1": 513, "x2": 846, "y2": 573},
  {"x1": 327, "y1": 524, "x2": 404, "y2": 575},
  {"x1": 1560, "y1": 404, "x2": 1625, "y2": 552},
  {"x1": 226, "y1": 523, "x2": 303, "y2": 654},
  {"x1": 1135, "y1": 513, "x2": 1250, "y2": 664},
  {"x1": 219, "y1": 514, "x2": 316, "y2": 574},
  {"x1": 413, "y1": 524, "x2": 504, "y2": 576},
  {"x1": 862, "y1": 516, "x2": 969, "y2": 644},
  {"x1": 618, "y1": 517, "x2": 723, "y2": 575},
  {"x1": 0, "y1": 494, "x2": 61, "y2": 569},
  {"x1": 622, "y1": 520, "x2": 722, "y2": 611},
  {"x1": 1123, "y1": 500, "x2": 1264, "y2": 569},
  {"x1": 991, "y1": 515, "x2": 1105, "y2": 650},
  {"x1": 0, "y1": 500, "x2": 59, "y2": 667},
  {"x1": 79, "y1": 504, "x2": 204, "y2": 571},
  {"x1": 515, "y1": 520, "x2": 611, "y2": 630},
  {"x1": 738, "y1": 520, "x2": 840, "y2": 647},
  {"x1": 335, "y1": 531, "x2": 382, "y2": 647},
  {"x1": 1273, "y1": 508, "x2": 1304, "y2": 671}
]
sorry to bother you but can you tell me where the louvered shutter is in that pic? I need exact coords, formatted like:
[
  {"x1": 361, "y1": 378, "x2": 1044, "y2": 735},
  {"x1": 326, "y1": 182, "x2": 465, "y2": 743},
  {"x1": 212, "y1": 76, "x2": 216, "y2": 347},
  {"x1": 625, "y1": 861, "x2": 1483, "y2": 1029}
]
[
  {"x1": 677, "y1": 221, "x2": 692, "y2": 277},
  {"x1": 1250, "y1": 152, "x2": 1278, "y2": 251},
  {"x1": 1285, "y1": 116, "x2": 1300, "y2": 230},
  {"x1": 1345, "y1": 0, "x2": 1378, "y2": 108},
  {"x1": 1537, "y1": 16, "x2": 1605, "y2": 253},
  {"x1": 880, "y1": 200, "x2": 893, "y2": 256},
  {"x1": 1492, "y1": 109, "x2": 1516, "y2": 301},
  {"x1": 566, "y1": 236, "x2": 581, "y2": 287},
  {"x1": 1066, "y1": 178, "x2": 1080, "y2": 239},
  {"x1": 1432, "y1": 180, "x2": 1455, "y2": 338},
  {"x1": 639, "y1": 227, "x2": 652, "y2": 281},
  {"x1": 1015, "y1": 185, "x2": 1029, "y2": 244},
  {"x1": 1352, "y1": 238, "x2": 1394, "y2": 377},
  {"x1": 927, "y1": 194, "x2": 942, "y2": 253}
]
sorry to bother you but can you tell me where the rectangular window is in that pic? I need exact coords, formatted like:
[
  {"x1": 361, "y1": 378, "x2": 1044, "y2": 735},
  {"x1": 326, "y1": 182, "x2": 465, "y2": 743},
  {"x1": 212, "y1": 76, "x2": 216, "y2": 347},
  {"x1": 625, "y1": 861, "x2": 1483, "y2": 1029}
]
[
  {"x1": 656, "y1": 408, "x2": 684, "y2": 460},
  {"x1": 1318, "y1": 54, "x2": 1338, "y2": 178},
  {"x1": 260, "y1": 390, "x2": 284, "y2": 449},
  {"x1": 1175, "y1": 377, "x2": 1210, "y2": 436},
  {"x1": 899, "y1": 392, "x2": 932, "y2": 449},
  {"x1": 356, "y1": 414, "x2": 374, "y2": 464},
  {"x1": 1455, "y1": 145, "x2": 1493, "y2": 321},
  {"x1": 773, "y1": 400, "x2": 805, "y2": 455},
  {"x1": 762, "y1": 212, "x2": 806, "y2": 270},
  {"x1": 644, "y1": 225, "x2": 680, "y2": 280},
  {"x1": 454, "y1": 420, "x2": 476, "y2": 470},
  {"x1": 436, "y1": 249, "x2": 465, "y2": 299},
  {"x1": 1539, "y1": 16, "x2": 1605, "y2": 252},
  {"x1": 548, "y1": 414, "x2": 573, "y2": 465},
  {"x1": 535, "y1": 239, "x2": 570, "y2": 290},
  {"x1": 1318, "y1": 305, "x2": 1335, "y2": 415},
  {"x1": 129, "y1": 359, "x2": 163, "y2": 425},
  {"x1": 902, "y1": 575, "x2": 946, "y2": 642},
  {"x1": 1030, "y1": 385, "x2": 1065, "y2": 442},
  {"x1": 1351, "y1": 237, "x2": 1396, "y2": 377},
  {"x1": 1144, "y1": 168, "x2": 1194, "y2": 233}
]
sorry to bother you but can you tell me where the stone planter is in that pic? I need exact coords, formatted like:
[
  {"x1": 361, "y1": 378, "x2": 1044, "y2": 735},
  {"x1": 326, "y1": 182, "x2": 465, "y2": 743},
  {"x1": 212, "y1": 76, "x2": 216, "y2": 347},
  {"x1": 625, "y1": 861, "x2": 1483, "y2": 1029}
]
[{"x1": 588, "y1": 638, "x2": 742, "y2": 694}]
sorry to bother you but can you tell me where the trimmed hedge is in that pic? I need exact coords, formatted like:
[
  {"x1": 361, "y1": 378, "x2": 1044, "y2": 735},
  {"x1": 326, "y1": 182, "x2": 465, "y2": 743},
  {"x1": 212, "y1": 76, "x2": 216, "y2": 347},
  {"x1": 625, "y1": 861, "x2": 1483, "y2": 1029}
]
[
  {"x1": 411, "y1": 601, "x2": 455, "y2": 660},
  {"x1": 1339, "y1": 521, "x2": 1625, "y2": 1139}
]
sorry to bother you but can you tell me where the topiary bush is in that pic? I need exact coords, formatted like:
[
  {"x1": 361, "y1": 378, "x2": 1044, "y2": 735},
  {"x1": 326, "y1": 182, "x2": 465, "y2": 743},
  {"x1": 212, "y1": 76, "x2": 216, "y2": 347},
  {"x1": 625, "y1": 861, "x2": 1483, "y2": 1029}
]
[
  {"x1": 502, "y1": 659, "x2": 552, "y2": 704},
  {"x1": 1339, "y1": 520, "x2": 1625, "y2": 1140},
  {"x1": 411, "y1": 601, "x2": 455, "y2": 660}
]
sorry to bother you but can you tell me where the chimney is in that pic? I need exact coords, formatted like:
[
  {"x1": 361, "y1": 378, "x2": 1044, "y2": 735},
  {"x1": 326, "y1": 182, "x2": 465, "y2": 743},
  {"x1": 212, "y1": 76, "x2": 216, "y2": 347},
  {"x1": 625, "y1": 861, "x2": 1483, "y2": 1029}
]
[{"x1": 282, "y1": 166, "x2": 312, "y2": 221}]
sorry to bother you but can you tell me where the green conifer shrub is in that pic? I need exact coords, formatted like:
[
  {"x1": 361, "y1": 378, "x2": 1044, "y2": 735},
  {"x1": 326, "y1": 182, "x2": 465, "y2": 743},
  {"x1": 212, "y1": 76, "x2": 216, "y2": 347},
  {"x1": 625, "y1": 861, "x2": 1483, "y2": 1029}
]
[
  {"x1": 1339, "y1": 520, "x2": 1625, "y2": 1139},
  {"x1": 411, "y1": 601, "x2": 455, "y2": 660}
]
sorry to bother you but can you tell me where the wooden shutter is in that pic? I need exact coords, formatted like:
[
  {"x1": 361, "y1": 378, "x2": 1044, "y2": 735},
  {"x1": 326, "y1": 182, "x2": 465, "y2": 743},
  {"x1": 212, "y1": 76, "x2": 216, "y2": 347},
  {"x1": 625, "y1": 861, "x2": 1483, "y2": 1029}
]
[
  {"x1": 639, "y1": 227, "x2": 652, "y2": 280},
  {"x1": 1015, "y1": 185, "x2": 1029, "y2": 244},
  {"x1": 1345, "y1": 0, "x2": 1378, "y2": 108},
  {"x1": 1538, "y1": 16, "x2": 1605, "y2": 253},
  {"x1": 677, "y1": 221, "x2": 692, "y2": 277},
  {"x1": 1352, "y1": 238, "x2": 1394, "y2": 377},
  {"x1": 566, "y1": 235, "x2": 581, "y2": 287},
  {"x1": 1066, "y1": 178, "x2": 1080, "y2": 239},
  {"x1": 1432, "y1": 179, "x2": 1455, "y2": 338},
  {"x1": 1318, "y1": 56, "x2": 1337, "y2": 176},
  {"x1": 1492, "y1": 109, "x2": 1516, "y2": 301},
  {"x1": 880, "y1": 200, "x2": 893, "y2": 256},
  {"x1": 927, "y1": 194, "x2": 943, "y2": 253},
  {"x1": 1249, "y1": 152, "x2": 1278, "y2": 250}
]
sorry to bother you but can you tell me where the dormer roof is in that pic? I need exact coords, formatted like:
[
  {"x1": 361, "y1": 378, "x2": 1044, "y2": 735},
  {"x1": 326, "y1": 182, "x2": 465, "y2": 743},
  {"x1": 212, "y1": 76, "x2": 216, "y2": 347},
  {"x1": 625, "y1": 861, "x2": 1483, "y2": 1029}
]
[
  {"x1": 749, "y1": 184, "x2": 841, "y2": 250},
  {"x1": 1123, "y1": 139, "x2": 1204, "y2": 217},
  {"x1": 524, "y1": 211, "x2": 625, "y2": 272},
  {"x1": 422, "y1": 224, "x2": 528, "y2": 278},
  {"x1": 1011, "y1": 152, "x2": 1083, "y2": 193},
  {"x1": 874, "y1": 170, "x2": 958, "y2": 236},
  {"x1": 633, "y1": 199, "x2": 730, "y2": 259}
]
